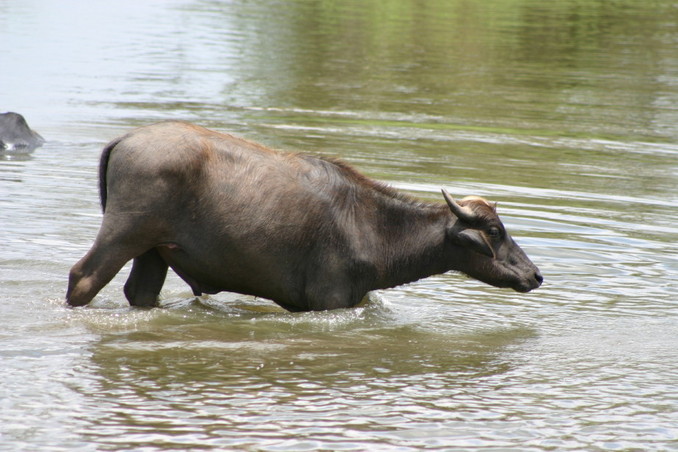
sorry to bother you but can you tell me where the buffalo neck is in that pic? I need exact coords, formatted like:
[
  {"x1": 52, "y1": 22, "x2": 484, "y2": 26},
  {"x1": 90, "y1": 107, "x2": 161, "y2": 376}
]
[{"x1": 370, "y1": 198, "x2": 451, "y2": 290}]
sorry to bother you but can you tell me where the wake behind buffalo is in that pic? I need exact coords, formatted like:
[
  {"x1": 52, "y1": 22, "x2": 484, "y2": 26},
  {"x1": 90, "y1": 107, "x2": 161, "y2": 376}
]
[{"x1": 67, "y1": 121, "x2": 542, "y2": 311}]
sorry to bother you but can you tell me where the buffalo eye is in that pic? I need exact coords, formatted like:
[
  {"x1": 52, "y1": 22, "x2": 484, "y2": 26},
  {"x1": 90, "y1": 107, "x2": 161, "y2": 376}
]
[{"x1": 487, "y1": 226, "x2": 501, "y2": 239}]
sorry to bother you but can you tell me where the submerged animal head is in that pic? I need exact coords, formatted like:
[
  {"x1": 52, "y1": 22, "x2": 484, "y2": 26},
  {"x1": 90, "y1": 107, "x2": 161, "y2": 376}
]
[
  {"x1": 442, "y1": 189, "x2": 543, "y2": 292},
  {"x1": 0, "y1": 112, "x2": 45, "y2": 152}
]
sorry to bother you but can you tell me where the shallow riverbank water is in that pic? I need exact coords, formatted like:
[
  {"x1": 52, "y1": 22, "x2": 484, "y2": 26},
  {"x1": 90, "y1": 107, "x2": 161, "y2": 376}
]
[{"x1": 1, "y1": 0, "x2": 677, "y2": 450}]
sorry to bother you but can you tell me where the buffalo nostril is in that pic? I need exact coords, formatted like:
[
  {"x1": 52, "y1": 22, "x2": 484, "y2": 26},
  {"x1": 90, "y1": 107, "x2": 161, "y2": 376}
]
[{"x1": 535, "y1": 272, "x2": 544, "y2": 285}]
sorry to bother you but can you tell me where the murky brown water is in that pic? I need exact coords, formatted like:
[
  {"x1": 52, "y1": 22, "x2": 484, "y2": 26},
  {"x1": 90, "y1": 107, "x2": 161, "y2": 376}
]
[{"x1": 2, "y1": 0, "x2": 677, "y2": 450}]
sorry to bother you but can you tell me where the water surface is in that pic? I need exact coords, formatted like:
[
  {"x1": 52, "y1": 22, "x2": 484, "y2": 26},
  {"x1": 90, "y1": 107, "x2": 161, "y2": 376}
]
[{"x1": 1, "y1": 0, "x2": 677, "y2": 450}]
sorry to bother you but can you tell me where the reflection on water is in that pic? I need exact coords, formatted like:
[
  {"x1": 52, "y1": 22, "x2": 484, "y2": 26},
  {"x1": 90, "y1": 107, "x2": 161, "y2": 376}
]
[
  {"x1": 52, "y1": 296, "x2": 533, "y2": 450},
  {"x1": 1, "y1": 0, "x2": 677, "y2": 450}
]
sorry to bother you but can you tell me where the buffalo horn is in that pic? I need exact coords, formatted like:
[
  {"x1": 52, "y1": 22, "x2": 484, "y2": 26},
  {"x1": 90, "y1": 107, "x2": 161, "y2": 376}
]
[{"x1": 441, "y1": 189, "x2": 477, "y2": 223}]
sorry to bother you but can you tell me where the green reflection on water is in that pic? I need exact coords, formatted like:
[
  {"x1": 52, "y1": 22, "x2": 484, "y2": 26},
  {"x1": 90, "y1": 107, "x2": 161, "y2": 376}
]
[{"x1": 209, "y1": 0, "x2": 677, "y2": 143}]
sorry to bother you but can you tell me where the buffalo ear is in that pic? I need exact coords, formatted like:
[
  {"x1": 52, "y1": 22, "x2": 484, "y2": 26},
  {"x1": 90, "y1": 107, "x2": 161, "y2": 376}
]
[{"x1": 457, "y1": 229, "x2": 495, "y2": 258}]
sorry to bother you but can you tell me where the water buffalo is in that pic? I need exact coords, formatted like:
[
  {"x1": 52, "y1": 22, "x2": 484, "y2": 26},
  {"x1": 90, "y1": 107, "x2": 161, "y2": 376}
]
[
  {"x1": 67, "y1": 121, "x2": 542, "y2": 311},
  {"x1": 0, "y1": 112, "x2": 44, "y2": 152}
]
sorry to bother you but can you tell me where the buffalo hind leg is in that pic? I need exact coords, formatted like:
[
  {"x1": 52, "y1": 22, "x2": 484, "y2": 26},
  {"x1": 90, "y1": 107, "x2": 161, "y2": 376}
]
[
  {"x1": 124, "y1": 248, "x2": 168, "y2": 307},
  {"x1": 67, "y1": 243, "x2": 139, "y2": 307}
]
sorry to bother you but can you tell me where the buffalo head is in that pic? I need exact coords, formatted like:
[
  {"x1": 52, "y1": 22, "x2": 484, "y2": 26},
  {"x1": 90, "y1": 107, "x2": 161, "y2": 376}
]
[{"x1": 442, "y1": 189, "x2": 543, "y2": 293}]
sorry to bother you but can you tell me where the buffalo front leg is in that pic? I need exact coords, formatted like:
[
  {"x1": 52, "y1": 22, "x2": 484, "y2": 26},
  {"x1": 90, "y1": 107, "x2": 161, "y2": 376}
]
[{"x1": 123, "y1": 248, "x2": 168, "y2": 307}]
